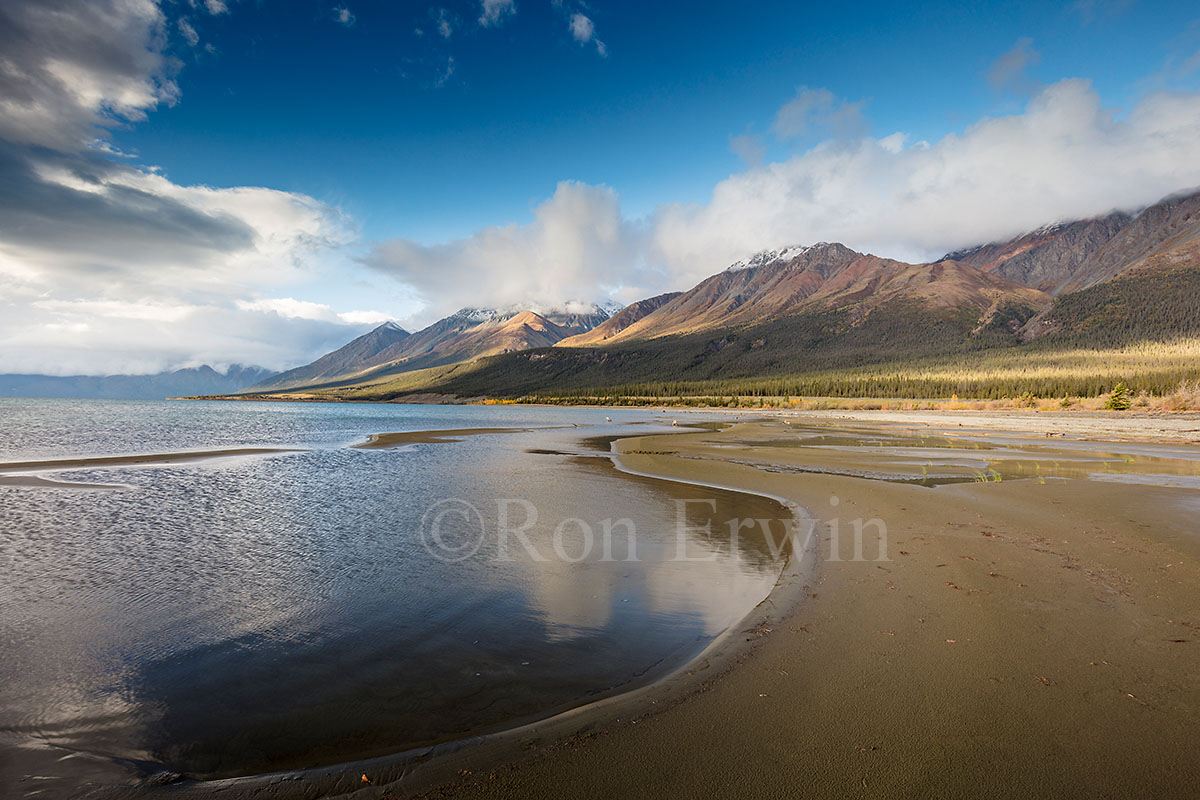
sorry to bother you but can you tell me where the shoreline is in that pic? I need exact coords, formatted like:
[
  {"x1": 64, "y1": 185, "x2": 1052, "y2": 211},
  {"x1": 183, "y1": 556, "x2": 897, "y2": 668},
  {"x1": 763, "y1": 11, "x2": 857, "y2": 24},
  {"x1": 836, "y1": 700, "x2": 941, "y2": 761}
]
[
  {"x1": 49, "y1": 413, "x2": 1200, "y2": 798},
  {"x1": 185, "y1": 393, "x2": 1200, "y2": 442},
  {"x1": 75, "y1": 420, "x2": 814, "y2": 800},
  {"x1": 414, "y1": 416, "x2": 1200, "y2": 799}
]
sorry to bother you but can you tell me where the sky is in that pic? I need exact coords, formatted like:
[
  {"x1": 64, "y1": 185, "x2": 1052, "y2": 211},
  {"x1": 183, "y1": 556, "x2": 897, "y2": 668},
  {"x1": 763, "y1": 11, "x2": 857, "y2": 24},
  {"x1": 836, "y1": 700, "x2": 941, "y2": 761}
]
[{"x1": 2, "y1": 0, "x2": 1200, "y2": 375}]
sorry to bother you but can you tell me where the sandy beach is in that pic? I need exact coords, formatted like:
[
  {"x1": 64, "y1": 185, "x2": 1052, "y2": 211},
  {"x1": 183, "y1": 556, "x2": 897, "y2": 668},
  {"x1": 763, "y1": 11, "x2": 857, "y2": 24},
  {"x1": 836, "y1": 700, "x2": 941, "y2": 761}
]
[
  {"x1": 403, "y1": 413, "x2": 1200, "y2": 799},
  {"x1": 22, "y1": 411, "x2": 1198, "y2": 800}
]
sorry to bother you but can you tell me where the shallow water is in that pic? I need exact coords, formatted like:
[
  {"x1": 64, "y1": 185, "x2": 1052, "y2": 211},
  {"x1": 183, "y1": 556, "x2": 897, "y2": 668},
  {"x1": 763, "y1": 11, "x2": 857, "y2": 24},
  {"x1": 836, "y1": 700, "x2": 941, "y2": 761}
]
[
  {"x1": 715, "y1": 422, "x2": 1200, "y2": 489},
  {"x1": 0, "y1": 400, "x2": 787, "y2": 789}
]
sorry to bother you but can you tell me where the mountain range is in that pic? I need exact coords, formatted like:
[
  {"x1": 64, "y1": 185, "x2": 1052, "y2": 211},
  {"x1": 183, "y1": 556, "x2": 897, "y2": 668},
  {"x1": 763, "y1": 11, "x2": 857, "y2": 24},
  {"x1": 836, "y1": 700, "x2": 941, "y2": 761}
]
[
  {"x1": 236, "y1": 186, "x2": 1200, "y2": 400},
  {"x1": 0, "y1": 365, "x2": 275, "y2": 400},
  {"x1": 249, "y1": 305, "x2": 615, "y2": 392}
]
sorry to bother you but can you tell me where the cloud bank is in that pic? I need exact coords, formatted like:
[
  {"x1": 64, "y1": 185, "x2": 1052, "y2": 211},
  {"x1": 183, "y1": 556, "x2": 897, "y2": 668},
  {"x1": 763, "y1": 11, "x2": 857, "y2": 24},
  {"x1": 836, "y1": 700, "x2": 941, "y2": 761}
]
[
  {"x1": 371, "y1": 79, "x2": 1200, "y2": 312},
  {"x1": 653, "y1": 79, "x2": 1200, "y2": 279},
  {"x1": 0, "y1": 0, "x2": 377, "y2": 375}
]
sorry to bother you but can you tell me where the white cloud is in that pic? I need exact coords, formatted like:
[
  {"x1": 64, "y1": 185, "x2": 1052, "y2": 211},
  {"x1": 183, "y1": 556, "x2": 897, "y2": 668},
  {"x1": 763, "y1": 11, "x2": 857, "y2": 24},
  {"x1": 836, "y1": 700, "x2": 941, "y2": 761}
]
[
  {"x1": 988, "y1": 37, "x2": 1041, "y2": 93},
  {"x1": 436, "y1": 7, "x2": 452, "y2": 38},
  {"x1": 772, "y1": 86, "x2": 867, "y2": 140},
  {"x1": 654, "y1": 79, "x2": 1200, "y2": 279},
  {"x1": 363, "y1": 181, "x2": 650, "y2": 325},
  {"x1": 729, "y1": 133, "x2": 766, "y2": 166},
  {"x1": 569, "y1": 13, "x2": 593, "y2": 42},
  {"x1": 204, "y1": 0, "x2": 228, "y2": 14},
  {"x1": 0, "y1": 300, "x2": 382, "y2": 375},
  {"x1": 0, "y1": 0, "x2": 179, "y2": 151},
  {"x1": 333, "y1": 5, "x2": 355, "y2": 27},
  {"x1": 0, "y1": 0, "x2": 376, "y2": 375},
  {"x1": 367, "y1": 79, "x2": 1200, "y2": 319},
  {"x1": 567, "y1": 11, "x2": 606, "y2": 56},
  {"x1": 236, "y1": 298, "x2": 392, "y2": 326},
  {"x1": 479, "y1": 0, "x2": 515, "y2": 27},
  {"x1": 178, "y1": 18, "x2": 200, "y2": 47}
]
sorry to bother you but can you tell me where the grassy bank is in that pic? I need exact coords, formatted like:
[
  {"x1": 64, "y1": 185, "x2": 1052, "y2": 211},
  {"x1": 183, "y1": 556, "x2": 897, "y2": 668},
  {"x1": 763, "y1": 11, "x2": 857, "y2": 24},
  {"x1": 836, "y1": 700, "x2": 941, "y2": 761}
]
[{"x1": 249, "y1": 337, "x2": 1200, "y2": 411}]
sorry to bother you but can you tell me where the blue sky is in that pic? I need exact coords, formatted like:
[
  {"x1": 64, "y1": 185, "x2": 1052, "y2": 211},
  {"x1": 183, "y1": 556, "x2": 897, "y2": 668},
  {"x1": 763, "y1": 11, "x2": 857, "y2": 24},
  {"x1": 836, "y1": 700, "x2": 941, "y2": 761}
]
[
  {"x1": 2, "y1": 0, "x2": 1200, "y2": 374},
  {"x1": 115, "y1": 0, "x2": 1199, "y2": 243}
]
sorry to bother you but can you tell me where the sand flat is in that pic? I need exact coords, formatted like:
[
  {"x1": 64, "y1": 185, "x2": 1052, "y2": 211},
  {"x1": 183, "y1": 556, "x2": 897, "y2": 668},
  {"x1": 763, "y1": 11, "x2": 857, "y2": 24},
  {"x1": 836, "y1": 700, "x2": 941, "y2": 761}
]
[
  {"x1": 426, "y1": 417, "x2": 1200, "y2": 799},
  {"x1": 0, "y1": 447, "x2": 299, "y2": 473},
  {"x1": 352, "y1": 427, "x2": 532, "y2": 448}
]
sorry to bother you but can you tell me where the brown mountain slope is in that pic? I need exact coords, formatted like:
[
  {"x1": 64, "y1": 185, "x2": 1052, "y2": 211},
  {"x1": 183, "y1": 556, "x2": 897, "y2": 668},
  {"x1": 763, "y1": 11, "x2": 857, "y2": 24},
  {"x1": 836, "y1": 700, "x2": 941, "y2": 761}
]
[
  {"x1": 592, "y1": 243, "x2": 868, "y2": 343},
  {"x1": 328, "y1": 309, "x2": 579, "y2": 383},
  {"x1": 252, "y1": 306, "x2": 607, "y2": 392},
  {"x1": 944, "y1": 188, "x2": 1200, "y2": 295},
  {"x1": 562, "y1": 243, "x2": 1049, "y2": 346},
  {"x1": 944, "y1": 214, "x2": 1131, "y2": 293},
  {"x1": 559, "y1": 292, "x2": 682, "y2": 346},
  {"x1": 806, "y1": 258, "x2": 1051, "y2": 319},
  {"x1": 1057, "y1": 190, "x2": 1200, "y2": 293},
  {"x1": 248, "y1": 321, "x2": 409, "y2": 392}
]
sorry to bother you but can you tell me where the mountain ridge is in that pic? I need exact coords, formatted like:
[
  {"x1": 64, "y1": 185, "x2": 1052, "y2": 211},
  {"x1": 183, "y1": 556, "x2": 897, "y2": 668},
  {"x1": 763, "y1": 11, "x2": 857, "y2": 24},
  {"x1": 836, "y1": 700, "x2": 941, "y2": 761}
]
[
  {"x1": 0, "y1": 365, "x2": 275, "y2": 400},
  {"x1": 237, "y1": 186, "x2": 1200, "y2": 401},
  {"x1": 249, "y1": 303, "x2": 614, "y2": 392}
]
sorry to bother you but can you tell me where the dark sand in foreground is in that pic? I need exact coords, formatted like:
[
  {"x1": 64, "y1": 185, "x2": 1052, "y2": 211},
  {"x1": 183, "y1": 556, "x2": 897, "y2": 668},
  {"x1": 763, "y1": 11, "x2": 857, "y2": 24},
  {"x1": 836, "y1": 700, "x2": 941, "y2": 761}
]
[{"x1": 417, "y1": 417, "x2": 1200, "y2": 799}]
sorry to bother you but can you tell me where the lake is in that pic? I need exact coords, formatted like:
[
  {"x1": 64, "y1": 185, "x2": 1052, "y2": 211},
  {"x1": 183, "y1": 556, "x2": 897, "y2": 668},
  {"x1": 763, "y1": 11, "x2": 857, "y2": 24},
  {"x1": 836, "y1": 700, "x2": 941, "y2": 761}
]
[{"x1": 0, "y1": 399, "x2": 788, "y2": 792}]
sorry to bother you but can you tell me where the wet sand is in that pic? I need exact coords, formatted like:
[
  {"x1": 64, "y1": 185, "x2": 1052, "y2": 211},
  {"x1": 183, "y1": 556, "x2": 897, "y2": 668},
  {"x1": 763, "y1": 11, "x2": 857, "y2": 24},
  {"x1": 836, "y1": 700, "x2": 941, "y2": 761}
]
[
  {"x1": 353, "y1": 428, "x2": 533, "y2": 448},
  {"x1": 414, "y1": 417, "x2": 1200, "y2": 799},
  {"x1": 0, "y1": 447, "x2": 298, "y2": 473}
]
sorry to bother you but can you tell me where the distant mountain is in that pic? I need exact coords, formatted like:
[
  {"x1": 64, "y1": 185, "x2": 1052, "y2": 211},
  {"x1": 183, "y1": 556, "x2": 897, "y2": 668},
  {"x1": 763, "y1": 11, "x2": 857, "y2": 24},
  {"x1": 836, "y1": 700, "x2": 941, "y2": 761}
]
[
  {"x1": 560, "y1": 292, "x2": 683, "y2": 345},
  {"x1": 0, "y1": 365, "x2": 275, "y2": 400},
  {"x1": 560, "y1": 242, "x2": 1048, "y2": 345},
  {"x1": 250, "y1": 304, "x2": 613, "y2": 392},
  {"x1": 539, "y1": 303, "x2": 619, "y2": 335},
  {"x1": 248, "y1": 321, "x2": 410, "y2": 392},
  {"x1": 944, "y1": 189, "x2": 1200, "y2": 294}
]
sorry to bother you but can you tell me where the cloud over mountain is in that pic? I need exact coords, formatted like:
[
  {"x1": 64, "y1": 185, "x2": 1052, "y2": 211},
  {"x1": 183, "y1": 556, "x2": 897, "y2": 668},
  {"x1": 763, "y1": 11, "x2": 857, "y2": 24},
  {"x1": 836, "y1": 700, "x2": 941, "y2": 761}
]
[
  {"x1": 363, "y1": 181, "x2": 651, "y2": 325},
  {"x1": 364, "y1": 78, "x2": 1200, "y2": 313},
  {"x1": 652, "y1": 79, "x2": 1200, "y2": 281}
]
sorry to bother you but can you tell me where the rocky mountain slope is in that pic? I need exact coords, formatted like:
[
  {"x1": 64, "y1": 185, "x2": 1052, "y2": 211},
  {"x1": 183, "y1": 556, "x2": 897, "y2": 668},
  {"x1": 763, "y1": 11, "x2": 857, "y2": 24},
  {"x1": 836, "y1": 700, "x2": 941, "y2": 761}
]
[
  {"x1": 944, "y1": 189, "x2": 1200, "y2": 294},
  {"x1": 244, "y1": 187, "x2": 1200, "y2": 400},
  {"x1": 250, "y1": 305, "x2": 613, "y2": 392},
  {"x1": 560, "y1": 243, "x2": 1048, "y2": 346},
  {"x1": 559, "y1": 292, "x2": 682, "y2": 345},
  {"x1": 250, "y1": 321, "x2": 410, "y2": 392}
]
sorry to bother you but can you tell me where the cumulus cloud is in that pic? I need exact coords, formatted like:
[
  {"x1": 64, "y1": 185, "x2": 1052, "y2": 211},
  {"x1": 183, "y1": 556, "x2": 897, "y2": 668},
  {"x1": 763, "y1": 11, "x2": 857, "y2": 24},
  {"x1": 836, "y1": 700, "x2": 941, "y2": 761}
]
[
  {"x1": 478, "y1": 0, "x2": 515, "y2": 27},
  {"x1": 0, "y1": 0, "x2": 180, "y2": 151},
  {"x1": 366, "y1": 79, "x2": 1200, "y2": 316},
  {"x1": 654, "y1": 79, "x2": 1200, "y2": 279},
  {"x1": 567, "y1": 12, "x2": 606, "y2": 56},
  {"x1": 0, "y1": 0, "x2": 373, "y2": 375},
  {"x1": 569, "y1": 12, "x2": 592, "y2": 42},
  {"x1": 772, "y1": 86, "x2": 867, "y2": 140},
  {"x1": 362, "y1": 182, "x2": 650, "y2": 324},
  {"x1": 333, "y1": 5, "x2": 355, "y2": 27},
  {"x1": 988, "y1": 37, "x2": 1041, "y2": 93}
]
